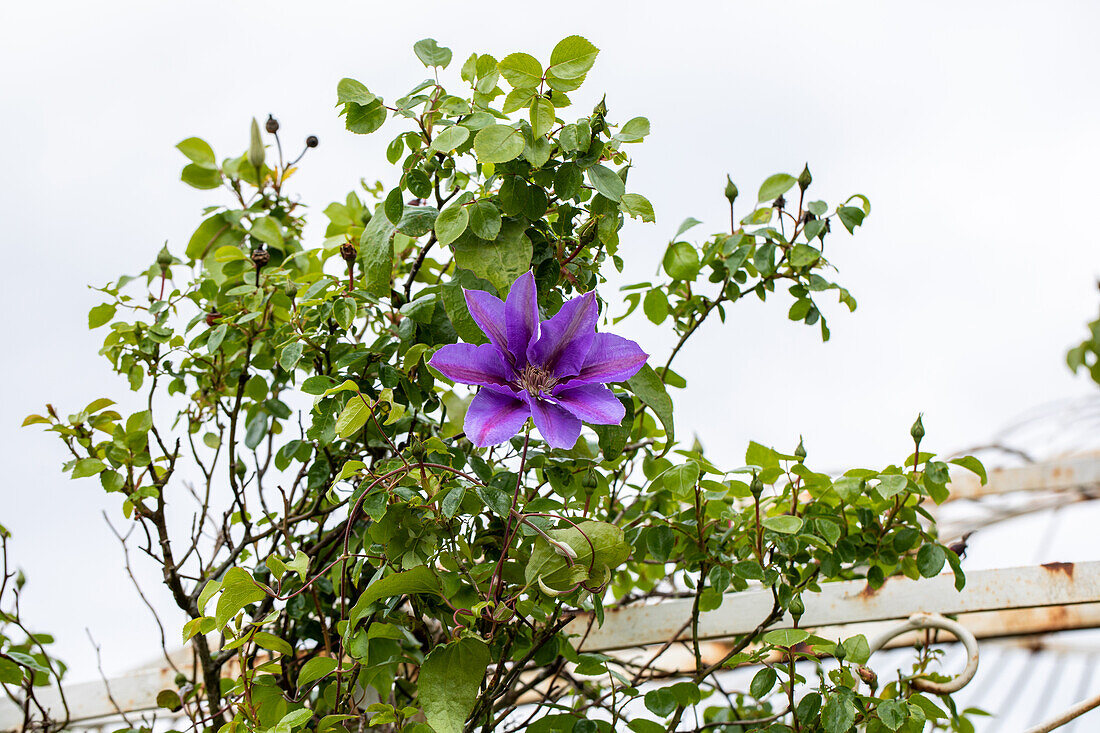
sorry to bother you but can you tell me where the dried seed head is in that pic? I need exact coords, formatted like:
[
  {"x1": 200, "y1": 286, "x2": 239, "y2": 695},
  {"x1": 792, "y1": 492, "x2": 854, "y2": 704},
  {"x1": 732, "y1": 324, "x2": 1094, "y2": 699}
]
[
  {"x1": 265, "y1": 115, "x2": 279, "y2": 134},
  {"x1": 250, "y1": 247, "x2": 270, "y2": 268},
  {"x1": 305, "y1": 135, "x2": 319, "y2": 148}
]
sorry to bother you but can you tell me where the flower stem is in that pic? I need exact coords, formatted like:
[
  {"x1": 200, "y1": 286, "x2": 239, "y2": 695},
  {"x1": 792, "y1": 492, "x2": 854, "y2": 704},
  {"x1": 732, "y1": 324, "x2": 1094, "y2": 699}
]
[{"x1": 490, "y1": 424, "x2": 532, "y2": 603}]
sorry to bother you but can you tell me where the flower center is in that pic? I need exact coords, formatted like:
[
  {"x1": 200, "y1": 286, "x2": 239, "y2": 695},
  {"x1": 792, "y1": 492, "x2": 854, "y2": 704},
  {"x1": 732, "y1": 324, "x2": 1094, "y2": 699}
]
[{"x1": 516, "y1": 364, "x2": 559, "y2": 395}]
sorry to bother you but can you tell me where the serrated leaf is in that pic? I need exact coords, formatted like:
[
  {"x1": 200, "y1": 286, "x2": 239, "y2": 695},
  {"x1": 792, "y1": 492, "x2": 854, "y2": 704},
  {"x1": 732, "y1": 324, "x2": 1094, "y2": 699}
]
[
  {"x1": 473, "y1": 125, "x2": 525, "y2": 164},
  {"x1": 498, "y1": 53, "x2": 543, "y2": 88}
]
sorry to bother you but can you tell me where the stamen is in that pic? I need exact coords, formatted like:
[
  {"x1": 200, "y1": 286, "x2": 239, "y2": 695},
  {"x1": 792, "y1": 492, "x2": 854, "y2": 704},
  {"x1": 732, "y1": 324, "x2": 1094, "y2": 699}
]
[{"x1": 516, "y1": 364, "x2": 559, "y2": 395}]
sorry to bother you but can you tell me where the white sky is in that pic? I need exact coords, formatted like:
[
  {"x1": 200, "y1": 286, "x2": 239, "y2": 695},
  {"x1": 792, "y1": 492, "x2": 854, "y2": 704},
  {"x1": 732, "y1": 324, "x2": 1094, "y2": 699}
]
[{"x1": 2, "y1": 0, "x2": 1099, "y2": 682}]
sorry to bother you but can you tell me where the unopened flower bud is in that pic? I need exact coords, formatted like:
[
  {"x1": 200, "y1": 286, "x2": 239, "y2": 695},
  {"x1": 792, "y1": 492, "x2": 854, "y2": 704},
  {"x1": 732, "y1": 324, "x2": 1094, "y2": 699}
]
[
  {"x1": 248, "y1": 118, "x2": 265, "y2": 169},
  {"x1": 284, "y1": 282, "x2": 298, "y2": 299},
  {"x1": 724, "y1": 175, "x2": 738, "y2": 204},
  {"x1": 205, "y1": 310, "x2": 221, "y2": 327},
  {"x1": 834, "y1": 641, "x2": 847, "y2": 661},
  {"x1": 750, "y1": 472, "x2": 763, "y2": 498},
  {"x1": 265, "y1": 115, "x2": 279, "y2": 134},
  {"x1": 305, "y1": 135, "x2": 319, "y2": 148},
  {"x1": 798, "y1": 164, "x2": 812, "y2": 192},
  {"x1": 788, "y1": 595, "x2": 805, "y2": 618},
  {"x1": 156, "y1": 246, "x2": 172, "y2": 269},
  {"x1": 856, "y1": 666, "x2": 878, "y2": 689},
  {"x1": 910, "y1": 413, "x2": 925, "y2": 443},
  {"x1": 250, "y1": 247, "x2": 270, "y2": 268},
  {"x1": 593, "y1": 95, "x2": 607, "y2": 118},
  {"x1": 339, "y1": 241, "x2": 358, "y2": 264},
  {"x1": 794, "y1": 437, "x2": 807, "y2": 461}
]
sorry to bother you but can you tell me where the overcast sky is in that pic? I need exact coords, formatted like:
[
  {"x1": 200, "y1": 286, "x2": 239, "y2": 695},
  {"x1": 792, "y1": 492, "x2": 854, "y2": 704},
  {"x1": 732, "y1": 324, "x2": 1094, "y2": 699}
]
[{"x1": 3, "y1": 0, "x2": 1100, "y2": 682}]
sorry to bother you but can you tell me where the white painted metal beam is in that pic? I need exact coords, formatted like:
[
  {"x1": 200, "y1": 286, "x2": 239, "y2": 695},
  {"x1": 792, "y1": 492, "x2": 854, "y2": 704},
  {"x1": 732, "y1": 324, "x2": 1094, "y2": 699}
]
[
  {"x1": 947, "y1": 455, "x2": 1100, "y2": 501},
  {"x1": 576, "y1": 561, "x2": 1100, "y2": 651}
]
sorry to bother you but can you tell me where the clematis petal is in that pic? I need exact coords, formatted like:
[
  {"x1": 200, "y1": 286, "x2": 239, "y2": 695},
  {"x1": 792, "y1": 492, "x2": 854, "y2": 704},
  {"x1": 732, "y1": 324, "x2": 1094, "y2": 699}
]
[
  {"x1": 524, "y1": 394, "x2": 582, "y2": 449},
  {"x1": 571, "y1": 333, "x2": 648, "y2": 384},
  {"x1": 463, "y1": 289, "x2": 508, "y2": 354},
  {"x1": 527, "y1": 291, "x2": 598, "y2": 378},
  {"x1": 428, "y1": 343, "x2": 512, "y2": 388},
  {"x1": 464, "y1": 389, "x2": 531, "y2": 447},
  {"x1": 504, "y1": 270, "x2": 539, "y2": 369},
  {"x1": 551, "y1": 384, "x2": 626, "y2": 425}
]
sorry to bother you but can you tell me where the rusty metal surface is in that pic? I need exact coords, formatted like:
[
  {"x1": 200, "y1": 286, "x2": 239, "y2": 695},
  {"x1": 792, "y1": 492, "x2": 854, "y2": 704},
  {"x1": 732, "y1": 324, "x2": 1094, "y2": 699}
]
[{"x1": 576, "y1": 562, "x2": 1100, "y2": 652}]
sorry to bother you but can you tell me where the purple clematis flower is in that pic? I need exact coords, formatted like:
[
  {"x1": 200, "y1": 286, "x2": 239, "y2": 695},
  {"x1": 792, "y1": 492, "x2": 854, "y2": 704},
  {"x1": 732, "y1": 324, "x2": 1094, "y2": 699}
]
[{"x1": 429, "y1": 271, "x2": 648, "y2": 449}]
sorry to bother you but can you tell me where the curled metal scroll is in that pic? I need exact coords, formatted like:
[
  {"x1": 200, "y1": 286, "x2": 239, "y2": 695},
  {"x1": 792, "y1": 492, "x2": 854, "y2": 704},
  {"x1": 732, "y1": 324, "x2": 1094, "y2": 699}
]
[{"x1": 868, "y1": 612, "x2": 979, "y2": 694}]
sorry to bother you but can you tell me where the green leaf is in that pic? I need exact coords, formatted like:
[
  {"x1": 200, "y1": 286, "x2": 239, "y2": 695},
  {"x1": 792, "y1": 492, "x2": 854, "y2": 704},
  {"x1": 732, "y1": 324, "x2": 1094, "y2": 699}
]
[
  {"x1": 360, "y1": 204, "x2": 396, "y2": 297},
  {"x1": 917, "y1": 543, "x2": 946, "y2": 578},
  {"x1": 841, "y1": 634, "x2": 871, "y2": 664},
  {"x1": 663, "y1": 242, "x2": 700, "y2": 281},
  {"x1": 275, "y1": 708, "x2": 314, "y2": 733},
  {"x1": 435, "y1": 202, "x2": 470, "y2": 246},
  {"x1": 949, "y1": 456, "x2": 987, "y2": 485},
  {"x1": 838, "y1": 205, "x2": 866, "y2": 233},
  {"x1": 441, "y1": 270, "x2": 492, "y2": 344},
  {"x1": 215, "y1": 567, "x2": 266, "y2": 628},
  {"x1": 750, "y1": 667, "x2": 777, "y2": 699},
  {"x1": 614, "y1": 117, "x2": 650, "y2": 144},
  {"x1": 186, "y1": 213, "x2": 238, "y2": 260},
  {"x1": 453, "y1": 219, "x2": 532, "y2": 296},
  {"x1": 468, "y1": 200, "x2": 502, "y2": 240},
  {"x1": 822, "y1": 694, "x2": 857, "y2": 733},
  {"x1": 396, "y1": 206, "x2": 437, "y2": 238},
  {"x1": 418, "y1": 637, "x2": 490, "y2": 733},
  {"x1": 498, "y1": 53, "x2": 543, "y2": 88},
  {"x1": 661, "y1": 462, "x2": 700, "y2": 498},
  {"x1": 525, "y1": 521, "x2": 631, "y2": 592},
  {"x1": 627, "y1": 363, "x2": 674, "y2": 446},
  {"x1": 473, "y1": 125, "x2": 525, "y2": 164},
  {"x1": 0, "y1": 657, "x2": 26, "y2": 685},
  {"x1": 430, "y1": 125, "x2": 470, "y2": 153},
  {"x1": 156, "y1": 689, "x2": 182, "y2": 712},
  {"x1": 763, "y1": 628, "x2": 809, "y2": 647},
  {"x1": 413, "y1": 38, "x2": 451, "y2": 69},
  {"x1": 790, "y1": 243, "x2": 821, "y2": 268},
  {"x1": 250, "y1": 216, "x2": 283, "y2": 247},
  {"x1": 587, "y1": 164, "x2": 625, "y2": 202},
  {"x1": 336, "y1": 78, "x2": 376, "y2": 106},
  {"x1": 385, "y1": 187, "x2": 404, "y2": 225},
  {"x1": 280, "y1": 342, "x2": 304, "y2": 371},
  {"x1": 877, "y1": 699, "x2": 908, "y2": 731},
  {"x1": 176, "y1": 137, "x2": 216, "y2": 168},
  {"x1": 548, "y1": 35, "x2": 600, "y2": 80},
  {"x1": 875, "y1": 474, "x2": 909, "y2": 499},
  {"x1": 335, "y1": 395, "x2": 370, "y2": 439},
  {"x1": 207, "y1": 323, "x2": 228, "y2": 353},
  {"x1": 88, "y1": 303, "x2": 116, "y2": 329},
  {"x1": 643, "y1": 289, "x2": 668, "y2": 325},
  {"x1": 344, "y1": 97, "x2": 387, "y2": 134},
  {"x1": 181, "y1": 163, "x2": 222, "y2": 190},
  {"x1": 72, "y1": 458, "x2": 106, "y2": 479},
  {"x1": 298, "y1": 656, "x2": 338, "y2": 689},
  {"x1": 253, "y1": 632, "x2": 293, "y2": 657},
  {"x1": 762, "y1": 515, "x2": 804, "y2": 534},
  {"x1": 347, "y1": 566, "x2": 442, "y2": 630},
  {"x1": 620, "y1": 193, "x2": 655, "y2": 223},
  {"x1": 529, "y1": 97, "x2": 555, "y2": 138},
  {"x1": 758, "y1": 173, "x2": 796, "y2": 201}
]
